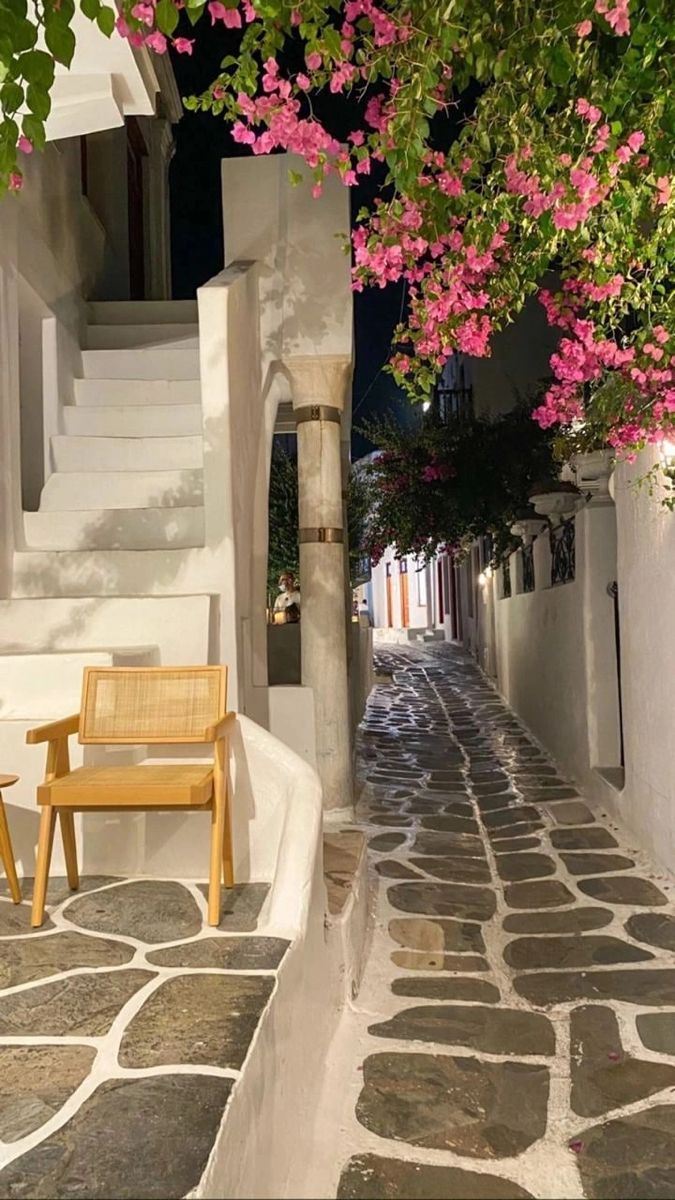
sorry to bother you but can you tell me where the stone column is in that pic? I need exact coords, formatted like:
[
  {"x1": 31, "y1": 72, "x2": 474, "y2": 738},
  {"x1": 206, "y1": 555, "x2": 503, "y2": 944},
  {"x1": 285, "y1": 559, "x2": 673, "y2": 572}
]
[{"x1": 285, "y1": 355, "x2": 353, "y2": 816}]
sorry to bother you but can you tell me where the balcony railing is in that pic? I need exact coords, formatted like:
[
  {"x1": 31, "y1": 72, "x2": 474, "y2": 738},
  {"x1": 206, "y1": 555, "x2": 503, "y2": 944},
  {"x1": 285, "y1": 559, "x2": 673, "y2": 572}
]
[
  {"x1": 432, "y1": 385, "x2": 474, "y2": 423},
  {"x1": 550, "y1": 519, "x2": 576, "y2": 586}
]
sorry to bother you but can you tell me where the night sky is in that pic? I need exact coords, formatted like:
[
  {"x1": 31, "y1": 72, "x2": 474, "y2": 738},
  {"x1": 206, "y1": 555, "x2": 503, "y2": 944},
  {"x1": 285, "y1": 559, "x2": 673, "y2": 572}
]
[{"x1": 168, "y1": 25, "x2": 417, "y2": 458}]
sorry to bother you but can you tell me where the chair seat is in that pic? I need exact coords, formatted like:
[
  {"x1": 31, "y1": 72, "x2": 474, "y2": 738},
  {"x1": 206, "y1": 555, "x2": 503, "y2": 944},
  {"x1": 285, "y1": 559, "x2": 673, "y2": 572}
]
[{"x1": 38, "y1": 764, "x2": 214, "y2": 809}]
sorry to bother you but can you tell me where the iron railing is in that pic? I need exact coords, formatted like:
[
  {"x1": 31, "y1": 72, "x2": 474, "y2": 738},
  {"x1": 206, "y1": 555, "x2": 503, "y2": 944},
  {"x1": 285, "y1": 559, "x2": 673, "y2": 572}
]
[
  {"x1": 501, "y1": 559, "x2": 512, "y2": 599},
  {"x1": 550, "y1": 519, "x2": 575, "y2": 586},
  {"x1": 433, "y1": 385, "x2": 474, "y2": 423}
]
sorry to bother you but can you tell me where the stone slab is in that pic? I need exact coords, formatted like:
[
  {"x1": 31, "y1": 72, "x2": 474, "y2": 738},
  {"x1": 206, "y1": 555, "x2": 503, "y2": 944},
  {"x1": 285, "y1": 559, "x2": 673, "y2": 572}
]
[
  {"x1": 0, "y1": 1045, "x2": 96, "y2": 1141},
  {"x1": 572, "y1": 1104, "x2": 675, "y2": 1199},
  {"x1": 637, "y1": 1014, "x2": 675, "y2": 1056},
  {"x1": 196, "y1": 882, "x2": 270, "y2": 930},
  {"x1": 388, "y1": 882, "x2": 497, "y2": 922},
  {"x1": 389, "y1": 917, "x2": 485, "y2": 954},
  {"x1": 504, "y1": 880, "x2": 576, "y2": 909},
  {"x1": 625, "y1": 912, "x2": 675, "y2": 951},
  {"x1": 146, "y1": 935, "x2": 288, "y2": 970},
  {"x1": 561, "y1": 853, "x2": 636, "y2": 876},
  {"x1": 577, "y1": 877, "x2": 668, "y2": 906},
  {"x1": 119, "y1": 973, "x2": 274, "y2": 1070},
  {"x1": 391, "y1": 977, "x2": 499, "y2": 1002},
  {"x1": 355, "y1": 1052, "x2": 549, "y2": 1157},
  {"x1": 0, "y1": 1074, "x2": 233, "y2": 1199},
  {"x1": 496, "y1": 853, "x2": 556, "y2": 882},
  {"x1": 391, "y1": 951, "x2": 488, "y2": 972},
  {"x1": 551, "y1": 829, "x2": 618, "y2": 850},
  {"x1": 0, "y1": 969, "x2": 154, "y2": 1037},
  {"x1": 370, "y1": 1005, "x2": 554, "y2": 1055},
  {"x1": 515, "y1": 969, "x2": 675, "y2": 1008},
  {"x1": 0, "y1": 931, "x2": 134, "y2": 989},
  {"x1": 337, "y1": 1154, "x2": 534, "y2": 1199},
  {"x1": 410, "y1": 857, "x2": 491, "y2": 884},
  {"x1": 66, "y1": 881, "x2": 202, "y2": 943},
  {"x1": 504, "y1": 935, "x2": 653, "y2": 970},
  {"x1": 502, "y1": 908, "x2": 613, "y2": 934},
  {"x1": 570, "y1": 1006, "x2": 675, "y2": 1118}
]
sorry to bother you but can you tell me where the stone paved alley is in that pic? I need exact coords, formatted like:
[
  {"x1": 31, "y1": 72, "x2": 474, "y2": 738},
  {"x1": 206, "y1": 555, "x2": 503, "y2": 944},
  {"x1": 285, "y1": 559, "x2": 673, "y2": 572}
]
[{"x1": 310, "y1": 644, "x2": 675, "y2": 1200}]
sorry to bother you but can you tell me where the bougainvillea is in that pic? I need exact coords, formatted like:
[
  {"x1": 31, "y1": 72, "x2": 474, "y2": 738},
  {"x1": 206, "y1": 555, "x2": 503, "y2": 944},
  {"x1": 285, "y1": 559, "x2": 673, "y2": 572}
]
[
  {"x1": 2, "y1": 0, "x2": 673, "y2": 459},
  {"x1": 360, "y1": 408, "x2": 556, "y2": 564}
]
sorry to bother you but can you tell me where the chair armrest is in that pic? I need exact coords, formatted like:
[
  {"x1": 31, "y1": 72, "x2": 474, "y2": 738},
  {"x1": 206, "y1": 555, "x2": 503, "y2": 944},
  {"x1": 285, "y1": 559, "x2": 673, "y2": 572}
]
[
  {"x1": 203, "y1": 712, "x2": 237, "y2": 742},
  {"x1": 26, "y1": 714, "x2": 80, "y2": 745}
]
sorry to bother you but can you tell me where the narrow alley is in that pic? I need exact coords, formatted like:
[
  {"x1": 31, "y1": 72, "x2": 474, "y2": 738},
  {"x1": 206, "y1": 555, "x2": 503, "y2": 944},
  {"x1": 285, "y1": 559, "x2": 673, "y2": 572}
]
[{"x1": 308, "y1": 645, "x2": 675, "y2": 1200}]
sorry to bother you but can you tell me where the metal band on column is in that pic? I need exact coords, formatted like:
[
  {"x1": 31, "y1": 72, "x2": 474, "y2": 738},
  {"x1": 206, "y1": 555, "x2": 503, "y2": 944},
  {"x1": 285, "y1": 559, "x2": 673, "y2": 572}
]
[
  {"x1": 294, "y1": 405, "x2": 341, "y2": 425},
  {"x1": 299, "y1": 527, "x2": 344, "y2": 544}
]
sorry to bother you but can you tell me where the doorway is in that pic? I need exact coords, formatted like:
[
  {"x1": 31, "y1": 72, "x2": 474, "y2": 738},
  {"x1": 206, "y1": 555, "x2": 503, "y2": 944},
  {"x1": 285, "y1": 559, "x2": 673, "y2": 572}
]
[
  {"x1": 385, "y1": 563, "x2": 393, "y2": 627},
  {"x1": 399, "y1": 560, "x2": 410, "y2": 628}
]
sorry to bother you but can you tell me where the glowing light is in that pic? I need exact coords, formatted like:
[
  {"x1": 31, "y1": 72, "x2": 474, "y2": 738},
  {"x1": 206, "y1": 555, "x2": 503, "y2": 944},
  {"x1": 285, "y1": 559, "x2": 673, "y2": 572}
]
[
  {"x1": 422, "y1": 400, "x2": 431, "y2": 412},
  {"x1": 660, "y1": 438, "x2": 675, "y2": 464},
  {"x1": 478, "y1": 571, "x2": 487, "y2": 587}
]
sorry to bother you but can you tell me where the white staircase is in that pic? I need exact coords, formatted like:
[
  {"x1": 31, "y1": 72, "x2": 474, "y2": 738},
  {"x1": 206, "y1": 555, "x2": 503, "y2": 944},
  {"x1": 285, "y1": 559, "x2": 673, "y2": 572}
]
[
  {"x1": 1, "y1": 302, "x2": 219, "y2": 873},
  {"x1": 22, "y1": 301, "x2": 205, "y2": 555}
]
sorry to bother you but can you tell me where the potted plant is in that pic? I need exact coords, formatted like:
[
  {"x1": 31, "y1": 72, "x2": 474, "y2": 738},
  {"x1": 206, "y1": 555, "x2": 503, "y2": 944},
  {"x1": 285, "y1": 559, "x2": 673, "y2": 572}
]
[
  {"x1": 528, "y1": 478, "x2": 583, "y2": 525},
  {"x1": 552, "y1": 422, "x2": 614, "y2": 497}
]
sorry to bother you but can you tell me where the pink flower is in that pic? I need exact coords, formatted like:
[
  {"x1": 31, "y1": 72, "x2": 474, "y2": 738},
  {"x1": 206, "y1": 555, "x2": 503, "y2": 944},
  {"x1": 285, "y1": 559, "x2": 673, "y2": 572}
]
[
  {"x1": 306, "y1": 51, "x2": 322, "y2": 70},
  {"x1": 576, "y1": 19, "x2": 593, "y2": 35},
  {"x1": 173, "y1": 36, "x2": 194, "y2": 53},
  {"x1": 627, "y1": 130, "x2": 645, "y2": 153},
  {"x1": 8, "y1": 172, "x2": 23, "y2": 191},
  {"x1": 232, "y1": 120, "x2": 255, "y2": 145},
  {"x1": 115, "y1": 15, "x2": 131, "y2": 37},
  {"x1": 131, "y1": 2, "x2": 154, "y2": 25},
  {"x1": 145, "y1": 29, "x2": 167, "y2": 52},
  {"x1": 296, "y1": 73, "x2": 310, "y2": 90},
  {"x1": 655, "y1": 176, "x2": 671, "y2": 205},
  {"x1": 208, "y1": 1, "x2": 241, "y2": 25},
  {"x1": 17, "y1": 135, "x2": 32, "y2": 154}
]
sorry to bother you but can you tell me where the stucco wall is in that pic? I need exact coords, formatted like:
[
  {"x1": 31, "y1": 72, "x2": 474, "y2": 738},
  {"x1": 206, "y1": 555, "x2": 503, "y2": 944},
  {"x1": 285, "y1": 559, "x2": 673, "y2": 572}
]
[
  {"x1": 494, "y1": 500, "x2": 621, "y2": 791},
  {"x1": 610, "y1": 452, "x2": 675, "y2": 870}
]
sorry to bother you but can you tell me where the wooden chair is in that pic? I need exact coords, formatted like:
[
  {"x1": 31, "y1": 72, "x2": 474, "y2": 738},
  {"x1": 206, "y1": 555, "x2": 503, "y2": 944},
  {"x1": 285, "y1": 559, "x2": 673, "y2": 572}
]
[
  {"x1": 0, "y1": 775, "x2": 22, "y2": 904},
  {"x1": 26, "y1": 666, "x2": 235, "y2": 929}
]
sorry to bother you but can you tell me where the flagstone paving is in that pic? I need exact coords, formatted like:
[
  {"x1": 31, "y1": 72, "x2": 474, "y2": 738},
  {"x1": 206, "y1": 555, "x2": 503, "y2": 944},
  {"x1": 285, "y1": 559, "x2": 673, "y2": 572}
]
[
  {"x1": 331, "y1": 643, "x2": 675, "y2": 1200},
  {"x1": 0, "y1": 877, "x2": 286, "y2": 1197}
]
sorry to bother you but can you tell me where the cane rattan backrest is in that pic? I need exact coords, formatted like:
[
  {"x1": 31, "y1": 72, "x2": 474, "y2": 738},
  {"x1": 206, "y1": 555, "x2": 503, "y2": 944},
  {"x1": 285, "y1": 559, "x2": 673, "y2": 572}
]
[{"x1": 79, "y1": 666, "x2": 227, "y2": 744}]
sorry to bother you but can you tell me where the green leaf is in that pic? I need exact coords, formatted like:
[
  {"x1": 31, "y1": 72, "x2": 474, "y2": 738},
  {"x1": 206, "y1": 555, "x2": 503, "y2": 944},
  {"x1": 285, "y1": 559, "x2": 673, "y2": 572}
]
[
  {"x1": 18, "y1": 49, "x2": 54, "y2": 87},
  {"x1": 44, "y1": 17, "x2": 75, "y2": 67},
  {"x1": 155, "y1": 0, "x2": 178, "y2": 34},
  {"x1": 0, "y1": 78, "x2": 22, "y2": 111},
  {"x1": 186, "y1": 4, "x2": 205, "y2": 26},
  {"x1": 22, "y1": 110, "x2": 44, "y2": 148},
  {"x1": 96, "y1": 6, "x2": 115, "y2": 36},
  {"x1": 26, "y1": 81, "x2": 50, "y2": 119},
  {"x1": 80, "y1": 0, "x2": 100, "y2": 19}
]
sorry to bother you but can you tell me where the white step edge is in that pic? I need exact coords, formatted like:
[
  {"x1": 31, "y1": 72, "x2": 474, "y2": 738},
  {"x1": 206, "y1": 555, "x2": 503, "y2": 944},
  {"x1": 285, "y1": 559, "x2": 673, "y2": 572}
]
[
  {"x1": 81, "y1": 347, "x2": 201, "y2": 380},
  {"x1": 23, "y1": 506, "x2": 205, "y2": 551},
  {"x1": 85, "y1": 324, "x2": 200, "y2": 350},
  {"x1": 74, "y1": 379, "x2": 201, "y2": 407},
  {"x1": 0, "y1": 648, "x2": 158, "y2": 719},
  {"x1": 10, "y1": 550, "x2": 201, "y2": 599},
  {"x1": 51, "y1": 434, "x2": 203, "y2": 473},
  {"x1": 39, "y1": 469, "x2": 203, "y2": 511},
  {"x1": 63, "y1": 404, "x2": 202, "y2": 438},
  {"x1": 88, "y1": 300, "x2": 198, "y2": 325},
  {"x1": 0, "y1": 594, "x2": 213, "y2": 664}
]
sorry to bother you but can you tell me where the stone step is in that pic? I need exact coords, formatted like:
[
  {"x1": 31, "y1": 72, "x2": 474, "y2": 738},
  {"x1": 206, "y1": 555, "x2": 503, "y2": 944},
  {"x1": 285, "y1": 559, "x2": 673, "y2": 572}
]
[
  {"x1": 63, "y1": 404, "x2": 203, "y2": 438},
  {"x1": 50, "y1": 434, "x2": 203, "y2": 473},
  {"x1": 0, "y1": 649, "x2": 151, "y2": 719},
  {"x1": 74, "y1": 379, "x2": 201, "y2": 407},
  {"x1": 39, "y1": 469, "x2": 203, "y2": 511},
  {"x1": 11, "y1": 549, "x2": 198, "y2": 598},
  {"x1": 81, "y1": 347, "x2": 201, "y2": 380},
  {"x1": 88, "y1": 300, "x2": 198, "y2": 326},
  {"x1": 85, "y1": 324, "x2": 200, "y2": 350},
  {"x1": 23, "y1": 506, "x2": 205, "y2": 551},
  {"x1": 0, "y1": 594, "x2": 213, "y2": 663}
]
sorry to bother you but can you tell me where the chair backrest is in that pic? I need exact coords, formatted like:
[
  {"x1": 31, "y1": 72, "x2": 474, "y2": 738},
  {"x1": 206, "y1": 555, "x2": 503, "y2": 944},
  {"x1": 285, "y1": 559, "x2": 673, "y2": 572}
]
[{"x1": 79, "y1": 666, "x2": 227, "y2": 744}]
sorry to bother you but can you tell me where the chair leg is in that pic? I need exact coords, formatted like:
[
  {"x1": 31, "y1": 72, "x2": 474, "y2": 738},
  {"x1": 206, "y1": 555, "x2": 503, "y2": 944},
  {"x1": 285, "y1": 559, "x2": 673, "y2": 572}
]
[
  {"x1": 0, "y1": 794, "x2": 21, "y2": 904},
  {"x1": 208, "y1": 792, "x2": 225, "y2": 927},
  {"x1": 32, "y1": 805, "x2": 56, "y2": 928},
  {"x1": 222, "y1": 779, "x2": 234, "y2": 890},
  {"x1": 59, "y1": 811, "x2": 79, "y2": 891}
]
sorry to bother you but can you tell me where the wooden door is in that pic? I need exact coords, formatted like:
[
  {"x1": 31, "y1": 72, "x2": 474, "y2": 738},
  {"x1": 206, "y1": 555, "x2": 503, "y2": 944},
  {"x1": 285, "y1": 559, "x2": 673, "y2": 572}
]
[
  {"x1": 385, "y1": 563, "x2": 393, "y2": 627},
  {"x1": 399, "y1": 560, "x2": 410, "y2": 628}
]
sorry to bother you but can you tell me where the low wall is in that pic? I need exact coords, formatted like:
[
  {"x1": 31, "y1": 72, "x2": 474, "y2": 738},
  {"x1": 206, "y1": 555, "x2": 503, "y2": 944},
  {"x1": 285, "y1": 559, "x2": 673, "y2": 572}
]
[
  {"x1": 494, "y1": 498, "x2": 621, "y2": 793},
  {"x1": 609, "y1": 452, "x2": 675, "y2": 872}
]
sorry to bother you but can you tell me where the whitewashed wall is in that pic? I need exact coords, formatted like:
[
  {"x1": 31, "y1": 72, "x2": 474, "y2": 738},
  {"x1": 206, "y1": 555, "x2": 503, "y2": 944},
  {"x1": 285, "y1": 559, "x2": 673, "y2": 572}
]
[
  {"x1": 493, "y1": 498, "x2": 622, "y2": 795},
  {"x1": 609, "y1": 451, "x2": 675, "y2": 871}
]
